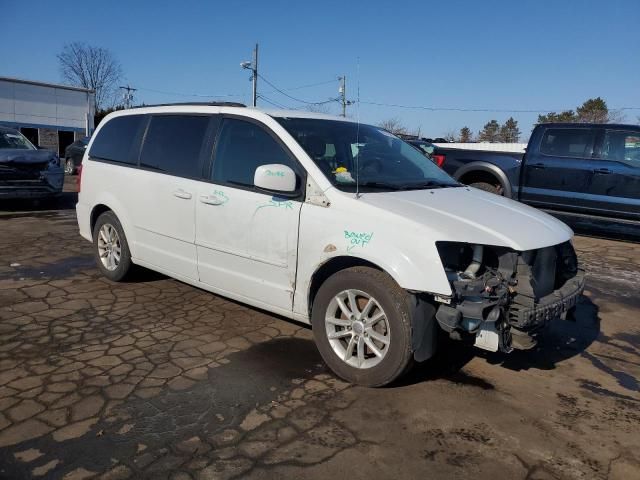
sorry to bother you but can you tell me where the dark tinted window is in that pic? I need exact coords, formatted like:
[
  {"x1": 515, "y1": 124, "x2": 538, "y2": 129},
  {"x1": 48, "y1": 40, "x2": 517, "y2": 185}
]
[
  {"x1": 140, "y1": 115, "x2": 210, "y2": 178},
  {"x1": 89, "y1": 115, "x2": 146, "y2": 164},
  {"x1": 600, "y1": 130, "x2": 640, "y2": 166},
  {"x1": 540, "y1": 128, "x2": 594, "y2": 158},
  {"x1": 212, "y1": 119, "x2": 296, "y2": 187}
]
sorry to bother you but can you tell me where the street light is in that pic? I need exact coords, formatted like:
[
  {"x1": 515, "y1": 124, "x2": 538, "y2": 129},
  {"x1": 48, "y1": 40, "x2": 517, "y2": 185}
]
[{"x1": 240, "y1": 44, "x2": 258, "y2": 107}]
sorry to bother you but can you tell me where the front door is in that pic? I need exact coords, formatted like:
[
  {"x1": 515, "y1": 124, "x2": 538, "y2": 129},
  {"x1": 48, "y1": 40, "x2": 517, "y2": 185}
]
[
  {"x1": 131, "y1": 114, "x2": 214, "y2": 280},
  {"x1": 520, "y1": 127, "x2": 597, "y2": 213},
  {"x1": 588, "y1": 128, "x2": 640, "y2": 220},
  {"x1": 195, "y1": 117, "x2": 303, "y2": 312}
]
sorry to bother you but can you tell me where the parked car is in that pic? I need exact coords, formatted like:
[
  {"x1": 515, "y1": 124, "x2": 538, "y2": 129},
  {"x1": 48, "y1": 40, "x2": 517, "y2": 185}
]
[
  {"x1": 64, "y1": 136, "x2": 90, "y2": 175},
  {"x1": 433, "y1": 123, "x2": 640, "y2": 229},
  {"x1": 0, "y1": 125, "x2": 64, "y2": 199},
  {"x1": 76, "y1": 104, "x2": 584, "y2": 386}
]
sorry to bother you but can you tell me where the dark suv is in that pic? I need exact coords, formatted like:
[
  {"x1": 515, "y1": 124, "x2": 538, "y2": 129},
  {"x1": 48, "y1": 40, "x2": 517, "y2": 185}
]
[
  {"x1": 64, "y1": 136, "x2": 90, "y2": 175},
  {"x1": 0, "y1": 126, "x2": 64, "y2": 199}
]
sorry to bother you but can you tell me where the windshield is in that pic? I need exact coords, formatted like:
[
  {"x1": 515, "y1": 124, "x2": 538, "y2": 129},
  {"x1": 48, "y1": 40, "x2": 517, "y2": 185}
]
[
  {"x1": 276, "y1": 117, "x2": 458, "y2": 192},
  {"x1": 0, "y1": 130, "x2": 36, "y2": 150}
]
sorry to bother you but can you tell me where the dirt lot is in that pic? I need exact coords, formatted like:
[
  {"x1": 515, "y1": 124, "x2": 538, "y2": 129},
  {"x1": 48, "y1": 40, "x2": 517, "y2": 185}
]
[{"x1": 0, "y1": 184, "x2": 638, "y2": 479}]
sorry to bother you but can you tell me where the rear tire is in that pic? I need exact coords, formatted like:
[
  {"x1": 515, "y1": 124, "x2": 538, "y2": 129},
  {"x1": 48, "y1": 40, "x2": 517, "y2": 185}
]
[
  {"x1": 469, "y1": 181, "x2": 502, "y2": 195},
  {"x1": 92, "y1": 211, "x2": 133, "y2": 282},
  {"x1": 311, "y1": 267, "x2": 414, "y2": 387}
]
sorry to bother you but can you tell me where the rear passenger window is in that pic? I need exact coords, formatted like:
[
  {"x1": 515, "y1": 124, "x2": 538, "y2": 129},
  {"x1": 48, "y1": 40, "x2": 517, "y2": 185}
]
[
  {"x1": 600, "y1": 130, "x2": 640, "y2": 166},
  {"x1": 540, "y1": 129, "x2": 594, "y2": 158},
  {"x1": 140, "y1": 115, "x2": 210, "y2": 178},
  {"x1": 89, "y1": 115, "x2": 146, "y2": 164},
  {"x1": 212, "y1": 119, "x2": 296, "y2": 187}
]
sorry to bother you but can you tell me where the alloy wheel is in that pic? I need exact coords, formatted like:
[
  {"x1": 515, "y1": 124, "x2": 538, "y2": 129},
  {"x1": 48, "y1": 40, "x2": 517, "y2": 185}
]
[
  {"x1": 325, "y1": 289, "x2": 391, "y2": 369},
  {"x1": 97, "y1": 223, "x2": 121, "y2": 271}
]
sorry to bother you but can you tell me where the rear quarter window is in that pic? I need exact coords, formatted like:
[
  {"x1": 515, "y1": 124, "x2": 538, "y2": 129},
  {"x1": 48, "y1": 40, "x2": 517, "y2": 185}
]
[
  {"x1": 89, "y1": 115, "x2": 146, "y2": 165},
  {"x1": 139, "y1": 115, "x2": 211, "y2": 178}
]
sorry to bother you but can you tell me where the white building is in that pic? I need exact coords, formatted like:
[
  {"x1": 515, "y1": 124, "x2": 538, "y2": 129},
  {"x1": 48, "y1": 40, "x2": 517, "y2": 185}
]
[{"x1": 0, "y1": 76, "x2": 95, "y2": 156}]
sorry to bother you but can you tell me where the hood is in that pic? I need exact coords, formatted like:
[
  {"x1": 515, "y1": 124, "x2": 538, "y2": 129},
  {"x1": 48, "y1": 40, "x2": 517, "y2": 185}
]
[
  {"x1": 0, "y1": 149, "x2": 57, "y2": 164},
  {"x1": 359, "y1": 186, "x2": 573, "y2": 251}
]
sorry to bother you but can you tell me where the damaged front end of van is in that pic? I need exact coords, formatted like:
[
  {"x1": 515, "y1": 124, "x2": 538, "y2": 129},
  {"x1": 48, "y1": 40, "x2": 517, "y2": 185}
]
[{"x1": 434, "y1": 240, "x2": 585, "y2": 352}]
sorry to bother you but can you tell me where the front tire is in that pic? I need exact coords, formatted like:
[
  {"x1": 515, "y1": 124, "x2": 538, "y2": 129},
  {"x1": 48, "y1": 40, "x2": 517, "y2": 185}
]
[
  {"x1": 311, "y1": 267, "x2": 414, "y2": 387},
  {"x1": 469, "y1": 181, "x2": 502, "y2": 195},
  {"x1": 92, "y1": 211, "x2": 133, "y2": 281}
]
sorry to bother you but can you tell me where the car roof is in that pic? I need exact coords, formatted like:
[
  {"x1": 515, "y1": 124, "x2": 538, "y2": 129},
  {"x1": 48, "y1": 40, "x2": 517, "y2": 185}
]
[
  {"x1": 537, "y1": 122, "x2": 640, "y2": 130},
  {"x1": 105, "y1": 104, "x2": 359, "y2": 124}
]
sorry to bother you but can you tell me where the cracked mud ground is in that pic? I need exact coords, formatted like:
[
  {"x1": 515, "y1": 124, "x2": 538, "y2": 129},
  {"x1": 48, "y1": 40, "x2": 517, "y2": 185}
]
[{"x1": 0, "y1": 194, "x2": 638, "y2": 479}]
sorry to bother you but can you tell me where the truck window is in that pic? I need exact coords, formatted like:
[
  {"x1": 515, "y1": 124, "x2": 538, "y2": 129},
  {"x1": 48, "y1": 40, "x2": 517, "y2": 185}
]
[
  {"x1": 139, "y1": 115, "x2": 210, "y2": 178},
  {"x1": 539, "y1": 128, "x2": 594, "y2": 158},
  {"x1": 89, "y1": 115, "x2": 146, "y2": 165},
  {"x1": 211, "y1": 119, "x2": 297, "y2": 188},
  {"x1": 599, "y1": 130, "x2": 640, "y2": 166}
]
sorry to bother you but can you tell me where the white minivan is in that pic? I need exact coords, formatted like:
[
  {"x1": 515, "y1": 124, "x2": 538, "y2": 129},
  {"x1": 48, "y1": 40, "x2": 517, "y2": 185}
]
[{"x1": 76, "y1": 103, "x2": 585, "y2": 386}]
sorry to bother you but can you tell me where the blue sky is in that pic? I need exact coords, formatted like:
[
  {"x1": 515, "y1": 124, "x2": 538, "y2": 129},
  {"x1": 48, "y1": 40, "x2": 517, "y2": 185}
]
[{"x1": 2, "y1": 0, "x2": 639, "y2": 139}]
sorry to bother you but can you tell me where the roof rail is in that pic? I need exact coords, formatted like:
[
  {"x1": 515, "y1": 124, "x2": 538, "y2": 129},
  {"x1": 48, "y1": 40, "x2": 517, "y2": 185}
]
[{"x1": 131, "y1": 102, "x2": 246, "y2": 109}]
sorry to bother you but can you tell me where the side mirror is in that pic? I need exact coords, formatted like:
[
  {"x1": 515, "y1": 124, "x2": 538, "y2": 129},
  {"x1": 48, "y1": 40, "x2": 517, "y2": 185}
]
[{"x1": 254, "y1": 164, "x2": 297, "y2": 194}]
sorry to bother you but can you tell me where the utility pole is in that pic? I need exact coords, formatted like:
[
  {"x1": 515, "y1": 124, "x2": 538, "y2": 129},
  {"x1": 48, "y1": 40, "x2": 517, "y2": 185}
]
[
  {"x1": 241, "y1": 43, "x2": 259, "y2": 107},
  {"x1": 338, "y1": 76, "x2": 352, "y2": 117},
  {"x1": 119, "y1": 85, "x2": 137, "y2": 109},
  {"x1": 252, "y1": 43, "x2": 258, "y2": 108}
]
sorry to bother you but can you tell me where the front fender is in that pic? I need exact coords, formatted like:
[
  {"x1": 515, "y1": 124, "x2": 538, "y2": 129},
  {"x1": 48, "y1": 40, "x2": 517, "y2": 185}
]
[{"x1": 293, "y1": 203, "x2": 451, "y2": 317}]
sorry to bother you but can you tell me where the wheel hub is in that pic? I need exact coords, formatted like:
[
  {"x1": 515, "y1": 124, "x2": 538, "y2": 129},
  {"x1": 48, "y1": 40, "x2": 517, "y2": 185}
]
[{"x1": 352, "y1": 321, "x2": 364, "y2": 336}]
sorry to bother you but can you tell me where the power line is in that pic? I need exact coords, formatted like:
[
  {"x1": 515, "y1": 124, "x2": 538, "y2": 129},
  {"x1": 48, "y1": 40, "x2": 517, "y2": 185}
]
[
  {"x1": 360, "y1": 100, "x2": 640, "y2": 113},
  {"x1": 135, "y1": 86, "x2": 243, "y2": 99},
  {"x1": 262, "y1": 78, "x2": 337, "y2": 94},
  {"x1": 257, "y1": 94, "x2": 292, "y2": 110},
  {"x1": 257, "y1": 73, "x2": 338, "y2": 105}
]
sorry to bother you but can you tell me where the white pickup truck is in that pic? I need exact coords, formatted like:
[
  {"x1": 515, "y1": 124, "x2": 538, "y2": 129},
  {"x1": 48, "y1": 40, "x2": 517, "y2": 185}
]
[{"x1": 76, "y1": 104, "x2": 585, "y2": 386}]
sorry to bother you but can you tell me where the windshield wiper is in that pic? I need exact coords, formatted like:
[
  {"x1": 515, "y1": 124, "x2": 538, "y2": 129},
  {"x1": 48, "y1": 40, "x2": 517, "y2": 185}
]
[
  {"x1": 357, "y1": 181, "x2": 404, "y2": 190},
  {"x1": 398, "y1": 181, "x2": 460, "y2": 190}
]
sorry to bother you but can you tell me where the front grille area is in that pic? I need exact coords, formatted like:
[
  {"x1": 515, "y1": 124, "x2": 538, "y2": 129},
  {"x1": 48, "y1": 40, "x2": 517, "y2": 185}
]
[{"x1": 0, "y1": 162, "x2": 48, "y2": 181}]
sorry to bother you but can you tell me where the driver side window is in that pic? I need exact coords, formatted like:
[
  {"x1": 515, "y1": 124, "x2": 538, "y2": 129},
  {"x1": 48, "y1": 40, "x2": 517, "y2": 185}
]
[{"x1": 212, "y1": 119, "x2": 297, "y2": 187}]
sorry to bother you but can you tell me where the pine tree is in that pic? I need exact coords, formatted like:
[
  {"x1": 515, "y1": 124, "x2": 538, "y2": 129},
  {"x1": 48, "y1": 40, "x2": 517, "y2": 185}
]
[
  {"x1": 459, "y1": 126, "x2": 473, "y2": 142},
  {"x1": 537, "y1": 110, "x2": 577, "y2": 123},
  {"x1": 478, "y1": 120, "x2": 500, "y2": 142},
  {"x1": 499, "y1": 117, "x2": 521, "y2": 143},
  {"x1": 576, "y1": 97, "x2": 608, "y2": 123}
]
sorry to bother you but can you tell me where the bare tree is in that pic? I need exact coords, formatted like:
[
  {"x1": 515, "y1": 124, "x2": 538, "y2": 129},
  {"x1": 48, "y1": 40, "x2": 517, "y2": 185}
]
[
  {"x1": 377, "y1": 118, "x2": 408, "y2": 136},
  {"x1": 57, "y1": 42, "x2": 123, "y2": 110},
  {"x1": 443, "y1": 130, "x2": 457, "y2": 142}
]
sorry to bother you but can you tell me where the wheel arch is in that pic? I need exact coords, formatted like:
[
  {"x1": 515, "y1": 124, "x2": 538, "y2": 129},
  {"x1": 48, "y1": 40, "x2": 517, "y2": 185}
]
[
  {"x1": 455, "y1": 162, "x2": 512, "y2": 197},
  {"x1": 307, "y1": 256, "x2": 385, "y2": 316},
  {"x1": 88, "y1": 196, "x2": 137, "y2": 257}
]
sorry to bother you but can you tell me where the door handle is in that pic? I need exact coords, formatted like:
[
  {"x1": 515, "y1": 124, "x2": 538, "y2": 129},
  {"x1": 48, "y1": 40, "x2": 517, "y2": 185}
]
[
  {"x1": 593, "y1": 168, "x2": 612, "y2": 174},
  {"x1": 199, "y1": 194, "x2": 224, "y2": 205},
  {"x1": 530, "y1": 163, "x2": 546, "y2": 169},
  {"x1": 173, "y1": 189, "x2": 192, "y2": 200}
]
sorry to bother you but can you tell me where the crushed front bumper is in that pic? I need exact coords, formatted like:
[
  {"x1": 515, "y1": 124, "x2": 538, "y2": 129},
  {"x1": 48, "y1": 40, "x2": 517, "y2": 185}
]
[
  {"x1": 508, "y1": 269, "x2": 585, "y2": 330},
  {"x1": 0, "y1": 169, "x2": 64, "y2": 199},
  {"x1": 434, "y1": 240, "x2": 586, "y2": 353}
]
